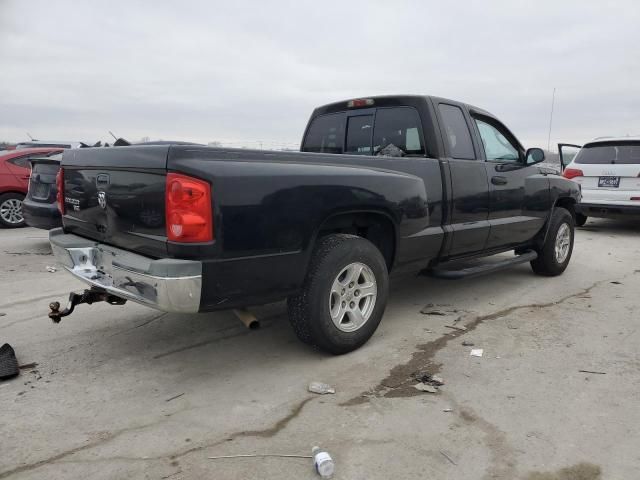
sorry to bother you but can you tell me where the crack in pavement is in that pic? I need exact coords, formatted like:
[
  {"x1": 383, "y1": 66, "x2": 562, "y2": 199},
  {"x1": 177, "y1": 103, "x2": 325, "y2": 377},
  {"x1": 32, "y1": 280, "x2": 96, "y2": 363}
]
[
  {"x1": 108, "y1": 312, "x2": 168, "y2": 337},
  {"x1": 162, "y1": 396, "x2": 314, "y2": 462},
  {"x1": 0, "y1": 419, "x2": 167, "y2": 479},
  {"x1": 341, "y1": 278, "x2": 613, "y2": 406},
  {"x1": 152, "y1": 314, "x2": 281, "y2": 359},
  {"x1": 0, "y1": 291, "x2": 73, "y2": 310},
  {"x1": 444, "y1": 395, "x2": 518, "y2": 479},
  {"x1": 0, "y1": 397, "x2": 313, "y2": 478}
]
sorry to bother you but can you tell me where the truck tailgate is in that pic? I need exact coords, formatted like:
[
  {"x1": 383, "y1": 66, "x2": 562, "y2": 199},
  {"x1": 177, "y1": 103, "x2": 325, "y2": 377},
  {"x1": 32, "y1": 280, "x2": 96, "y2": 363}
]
[{"x1": 62, "y1": 146, "x2": 169, "y2": 258}]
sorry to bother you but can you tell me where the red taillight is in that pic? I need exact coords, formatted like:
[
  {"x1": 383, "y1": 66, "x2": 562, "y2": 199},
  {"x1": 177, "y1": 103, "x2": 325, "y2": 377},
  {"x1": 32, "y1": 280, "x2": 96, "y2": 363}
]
[
  {"x1": 56, "y1": 168, "x2": 65, "y2": 214},
  {"x1": 563, "y1": 168, "x2": 584, "y2": 180},
  {"x1": 165, "y1": 172, "x2": 213, "y2": 243}
]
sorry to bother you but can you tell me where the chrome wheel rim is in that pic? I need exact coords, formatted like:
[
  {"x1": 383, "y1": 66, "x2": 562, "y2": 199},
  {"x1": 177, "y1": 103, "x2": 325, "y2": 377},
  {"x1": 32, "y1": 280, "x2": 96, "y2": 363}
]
[
  {"x1": 329, "y1": 262, "x2": 377, "y2": 332},
  {"x1": 0, "y1": 198, "x2": 23, "y2": 225},
  {"x1": 554, "y1": 223, "x2": 571, "y2": 263}
]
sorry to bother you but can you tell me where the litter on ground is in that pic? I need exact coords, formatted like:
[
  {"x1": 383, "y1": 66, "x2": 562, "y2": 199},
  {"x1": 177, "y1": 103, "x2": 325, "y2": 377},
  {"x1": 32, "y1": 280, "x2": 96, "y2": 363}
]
[{"x1": 308, "y1": 382, "x2": 335, "y2": 394}]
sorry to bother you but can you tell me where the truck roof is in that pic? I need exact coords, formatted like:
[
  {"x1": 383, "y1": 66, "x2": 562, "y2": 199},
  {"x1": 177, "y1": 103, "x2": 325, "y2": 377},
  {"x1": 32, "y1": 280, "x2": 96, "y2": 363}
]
[
  {"x1": 312, "y1": 94, "x2": 497, "y2": 121},
  {"x1": 586, "y1": 136, "x2": 640, "y2": 145}
]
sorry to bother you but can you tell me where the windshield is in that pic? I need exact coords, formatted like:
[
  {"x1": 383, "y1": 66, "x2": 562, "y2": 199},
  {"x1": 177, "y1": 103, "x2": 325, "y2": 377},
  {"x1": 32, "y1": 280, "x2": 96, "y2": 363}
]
[{"x1": 574, "y1": 141, "x2": 640, "y2": 164}]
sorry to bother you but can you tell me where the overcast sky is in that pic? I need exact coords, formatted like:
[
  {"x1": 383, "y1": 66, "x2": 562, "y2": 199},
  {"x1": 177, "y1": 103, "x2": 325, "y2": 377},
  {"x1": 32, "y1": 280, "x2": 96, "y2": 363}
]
[{"x1": 1, "y1": 1, "x2": 639, "y2": 150}]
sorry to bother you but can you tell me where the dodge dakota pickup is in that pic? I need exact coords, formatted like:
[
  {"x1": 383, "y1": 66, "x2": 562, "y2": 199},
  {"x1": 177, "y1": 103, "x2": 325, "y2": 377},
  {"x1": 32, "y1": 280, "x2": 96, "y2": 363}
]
[{"x1": 48, "y1": 95, "x2": 580, "y2": 353}]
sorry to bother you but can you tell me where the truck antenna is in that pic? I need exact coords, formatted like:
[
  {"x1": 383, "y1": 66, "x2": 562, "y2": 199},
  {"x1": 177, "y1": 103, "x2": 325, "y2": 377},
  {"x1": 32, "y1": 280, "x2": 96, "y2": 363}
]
[
  {"x1": 546, "y1": 88, "x2": 556, "y2": 152},
  {"x1": 26, "y1": 132, "x2": 35, "y2": 140},
  {"x1": 108, "y1": 131, "x2": 118, "y2": 141}
]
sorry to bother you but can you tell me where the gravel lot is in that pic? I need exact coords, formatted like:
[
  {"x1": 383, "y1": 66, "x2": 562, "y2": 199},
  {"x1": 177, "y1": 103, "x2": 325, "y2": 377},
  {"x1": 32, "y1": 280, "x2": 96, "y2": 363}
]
[{"x1": 1, "y1": 219, "x2": 639, "y2": 479}]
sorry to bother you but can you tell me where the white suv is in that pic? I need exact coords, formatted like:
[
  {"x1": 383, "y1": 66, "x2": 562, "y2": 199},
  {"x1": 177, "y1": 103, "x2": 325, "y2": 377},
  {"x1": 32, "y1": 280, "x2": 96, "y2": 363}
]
[{"x1": 560, "y1": 137, "x2": 640, "y2": 225}]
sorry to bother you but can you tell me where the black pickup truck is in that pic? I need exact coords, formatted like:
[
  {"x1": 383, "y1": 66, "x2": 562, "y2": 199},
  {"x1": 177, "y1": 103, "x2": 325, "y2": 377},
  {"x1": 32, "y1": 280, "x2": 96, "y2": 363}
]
[{"x1": 49, "y1": 95, "x2": 580, "y2": 353}]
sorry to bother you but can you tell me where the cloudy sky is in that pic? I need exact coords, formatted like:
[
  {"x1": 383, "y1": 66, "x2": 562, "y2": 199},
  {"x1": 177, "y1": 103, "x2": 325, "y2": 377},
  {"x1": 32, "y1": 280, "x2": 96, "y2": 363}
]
[{"x1": 1, "y1": 1, "x2": 639, "y2": 150}]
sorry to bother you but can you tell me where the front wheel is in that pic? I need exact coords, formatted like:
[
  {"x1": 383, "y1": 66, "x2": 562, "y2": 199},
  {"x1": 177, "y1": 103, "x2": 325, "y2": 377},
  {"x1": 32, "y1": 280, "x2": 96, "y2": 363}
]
[
  {"x1": 287, "y1": 234, "x2": 389, "y2": 354},
  {"x1": 0, "y1": 193, "x2": 26, "y2": 228},
  {"x1": 530, "y1": 207, "x2": 574, "y2": 276}
]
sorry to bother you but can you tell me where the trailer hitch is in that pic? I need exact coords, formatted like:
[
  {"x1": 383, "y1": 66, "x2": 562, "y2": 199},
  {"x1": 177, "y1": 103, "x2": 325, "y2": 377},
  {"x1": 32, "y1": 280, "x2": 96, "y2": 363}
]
[{"x1": 48, "y1": 288, "x2": 127, "y2": 323}]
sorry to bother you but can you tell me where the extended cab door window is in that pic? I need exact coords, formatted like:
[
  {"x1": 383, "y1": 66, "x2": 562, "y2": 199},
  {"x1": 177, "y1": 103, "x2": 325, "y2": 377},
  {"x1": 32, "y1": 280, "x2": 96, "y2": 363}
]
[
  {"x1": 303, "y1": 112, "x2": 346, "y2": 153},
  {"x1": 437, "y1": 103, "x2": 489, "y2": 257},
  {"x1": 372, "y1": 107, "x2": 425, "y2": 156},
  {"x1": 438, "y1": 104, "x2": 476, "y2": 160},
  {"x1": 474, "y1": 119, "x2": 521, "y2": 163}
]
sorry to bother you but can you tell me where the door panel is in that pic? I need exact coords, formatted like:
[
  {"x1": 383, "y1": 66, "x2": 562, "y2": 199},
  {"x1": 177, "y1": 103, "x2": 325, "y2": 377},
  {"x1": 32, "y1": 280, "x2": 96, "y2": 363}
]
[
  {"x1": 472, "y1": 116, "x2": 545, "y2": 249},
  {"x1": 434, "y1": 101, "x2": 490, "y2": 257},
  {"x1": 448, "y1": 160, "x2": 490, "y2": 256},
  {"x1": 484, "y1": 163, "x2": 546, "y2": 248},
  {"x1": 558, "y1": 143, "x2": 581, "y2": 171}
]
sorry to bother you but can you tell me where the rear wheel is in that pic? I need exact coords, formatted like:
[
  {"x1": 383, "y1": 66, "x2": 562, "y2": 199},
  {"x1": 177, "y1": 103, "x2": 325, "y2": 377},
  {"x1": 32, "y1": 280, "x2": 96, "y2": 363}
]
[
  {"x1": 0, "y1": 193, "x2": 26, "y2": 228},
  {"x1": 575, "y1": 213, "x2": 587, "y2": 227},
  {"x1": 287, "y1": 234, "x2": 389, "y2": 354},
  {"x1": 531, "y1": 207, "x2": 574, "y2": 276}
]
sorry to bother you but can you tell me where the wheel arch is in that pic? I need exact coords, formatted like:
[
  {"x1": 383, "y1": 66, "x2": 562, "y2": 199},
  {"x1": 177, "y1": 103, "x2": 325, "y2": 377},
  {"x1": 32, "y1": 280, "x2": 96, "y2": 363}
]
[
  {"x1": 536, "y1": 195, "x2": 577, "y2": 248},
  {"x1": 311, "y1": 209, "x2": 398, "y2": 272},
  {"x1": 0, "y1": 190, "x2": 27, "y2": 197}
]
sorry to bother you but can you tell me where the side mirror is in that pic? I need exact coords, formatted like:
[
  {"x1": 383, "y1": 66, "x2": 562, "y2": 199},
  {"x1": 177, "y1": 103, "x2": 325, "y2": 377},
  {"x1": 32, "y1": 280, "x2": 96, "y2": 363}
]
[{"x1": 525, "y1": 147, "x2": 545, "y2": 165}]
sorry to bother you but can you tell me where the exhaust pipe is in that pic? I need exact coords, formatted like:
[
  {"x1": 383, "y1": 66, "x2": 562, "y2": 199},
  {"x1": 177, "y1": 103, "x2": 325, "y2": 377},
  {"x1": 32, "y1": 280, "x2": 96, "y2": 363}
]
[{"x1": 233, "y1": 309, "x2": 260, "y2": 329}]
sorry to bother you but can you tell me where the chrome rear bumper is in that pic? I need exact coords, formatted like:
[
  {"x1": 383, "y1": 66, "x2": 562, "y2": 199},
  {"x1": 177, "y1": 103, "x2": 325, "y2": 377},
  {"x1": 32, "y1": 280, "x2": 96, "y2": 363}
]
[{"x1": 49, "y1": 228, "x2": 202, "y2": 313}]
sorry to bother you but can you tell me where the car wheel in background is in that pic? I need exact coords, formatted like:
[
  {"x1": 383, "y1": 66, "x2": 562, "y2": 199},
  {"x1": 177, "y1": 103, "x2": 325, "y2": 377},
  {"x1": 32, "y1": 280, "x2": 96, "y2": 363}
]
[
  {"x1": 575, "y1": 213, "x2": 587, "y2": 227},
  {"x1": 531, "y1": 207, "x2": 574, "y2": 276},
  {"x1": 287, "y1": 234, "x2": 389, "y2": 354},
  {"x1": 0, "y1": 193, "x2": 26, "y2": 228}
]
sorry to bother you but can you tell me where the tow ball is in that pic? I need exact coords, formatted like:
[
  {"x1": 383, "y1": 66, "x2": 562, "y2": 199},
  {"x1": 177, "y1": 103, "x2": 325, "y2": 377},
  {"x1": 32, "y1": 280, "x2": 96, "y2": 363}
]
[{"x1": 48, "y1": 288, "x2": 127, "y2": 323}]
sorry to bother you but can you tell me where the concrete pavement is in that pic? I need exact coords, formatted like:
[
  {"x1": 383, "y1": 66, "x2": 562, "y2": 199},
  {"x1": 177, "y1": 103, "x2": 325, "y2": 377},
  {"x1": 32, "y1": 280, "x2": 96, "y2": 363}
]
[{"x1": 1, "y1": 219, "x2": 639, "y2": 479}]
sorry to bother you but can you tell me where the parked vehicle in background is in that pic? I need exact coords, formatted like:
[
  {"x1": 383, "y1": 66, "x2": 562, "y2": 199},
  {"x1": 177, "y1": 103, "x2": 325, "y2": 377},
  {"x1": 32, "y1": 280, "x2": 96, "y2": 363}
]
[
  {"x1": 49, "y1": 95, "x2": 580, "y2": 353},
  {"x1": 561, "y1": 138, "x2": 640, "y2": 225},
  {"x1": 0, "y1": 148, "x2": 63, "y2": 227},
  {"x1": 23, "y1": 153, "x2": 63, "y2": 230},
  {"x1": 15, "y1": 141, "x2": 85, "y2": 150}
]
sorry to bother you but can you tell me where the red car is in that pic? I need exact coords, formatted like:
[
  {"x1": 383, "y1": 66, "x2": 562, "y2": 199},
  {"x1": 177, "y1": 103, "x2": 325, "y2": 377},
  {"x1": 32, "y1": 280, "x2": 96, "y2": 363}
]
[{"x1": 0, "y1": 148, "x2": 63, "y2": 227}]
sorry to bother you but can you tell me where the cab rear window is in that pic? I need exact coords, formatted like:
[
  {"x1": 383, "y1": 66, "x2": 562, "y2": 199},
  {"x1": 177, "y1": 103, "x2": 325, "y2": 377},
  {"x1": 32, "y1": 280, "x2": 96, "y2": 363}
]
[
  {"x1": 303, "y1": 107, "x2": 425, "y2": 156},
  {"x1": 575, "y1": 141, "x2": 640, "y2": 165},
  {"x1": 303, "y1": 113, "x2": 346, "y2": 154}
]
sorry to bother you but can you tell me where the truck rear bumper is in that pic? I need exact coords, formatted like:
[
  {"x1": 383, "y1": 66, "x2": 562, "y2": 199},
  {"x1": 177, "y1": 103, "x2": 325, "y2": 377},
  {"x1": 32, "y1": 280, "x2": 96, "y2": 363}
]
[{"x1": 49, "y1": 228, "x2": 202, "y2": 313}]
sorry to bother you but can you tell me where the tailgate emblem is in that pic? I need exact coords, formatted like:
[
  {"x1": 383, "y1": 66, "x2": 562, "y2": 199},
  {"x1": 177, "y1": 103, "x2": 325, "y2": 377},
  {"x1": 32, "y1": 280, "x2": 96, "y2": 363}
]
[{"x1": 97, "y1": 191, "x2": 107, "y2": 209}]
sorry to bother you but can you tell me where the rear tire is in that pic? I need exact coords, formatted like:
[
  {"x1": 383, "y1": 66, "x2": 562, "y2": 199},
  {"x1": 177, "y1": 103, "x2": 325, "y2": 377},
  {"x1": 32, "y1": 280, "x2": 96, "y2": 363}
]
[
  {"x1": 531, "y1": 207, "x2": 574, "y2": 276},
  {"x1": 575, "y1": 213, "x2": 587, "y2": 227},
  {"x1": 287, "y1": 234, "x2": 389, "y2": 354},
  {"x1": 0, "y1": 193, "x2": 26, "y2": 228}
]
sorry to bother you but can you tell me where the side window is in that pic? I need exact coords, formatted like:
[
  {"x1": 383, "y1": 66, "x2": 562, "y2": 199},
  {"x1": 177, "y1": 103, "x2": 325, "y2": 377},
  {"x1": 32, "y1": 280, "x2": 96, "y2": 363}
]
[
  {"x1": 474, "y1": 119, "x2": 520, "y2": 162},
  {"x1": 438, "y1": 104, "x2": 475, "y2": 160},
  {"x1": 303, "y1": 113, "x2": 346, "y2": 154},
  {"x1": 372, "y1": 107, "x2": 425, "y2": 156},
  {"x1": 8, "y1": 155, "x2": 31, "y2": 169},
  {"x1": 346, "y1": 115, "x2": 373, "y2": 155}
]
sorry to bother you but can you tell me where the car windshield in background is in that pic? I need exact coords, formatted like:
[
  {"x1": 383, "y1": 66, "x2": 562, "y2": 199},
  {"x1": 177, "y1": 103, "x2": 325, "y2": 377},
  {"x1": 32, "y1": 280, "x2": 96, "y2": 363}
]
[{"x1": 575, "y1": 141, "x2": 640, "y2": 164}]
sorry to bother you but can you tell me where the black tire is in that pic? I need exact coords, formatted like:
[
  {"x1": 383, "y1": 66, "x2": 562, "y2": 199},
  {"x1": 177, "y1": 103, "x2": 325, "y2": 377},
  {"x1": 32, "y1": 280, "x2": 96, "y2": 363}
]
[
  {"x1": 287, "y1": 234, "x2": 389, "y2": 354},
  {"x1": 0, "y1": 192, "x2": 26, "y2": 228},
  {"x1": 575, "y1": 213, "x2": 588, "y2": 227},
  {"x1": 0, "y1": 343, "x2": 19, "y2": 380},
  {"x1": 531, "y1": 207, "x2": 574, "y2": 276}
]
